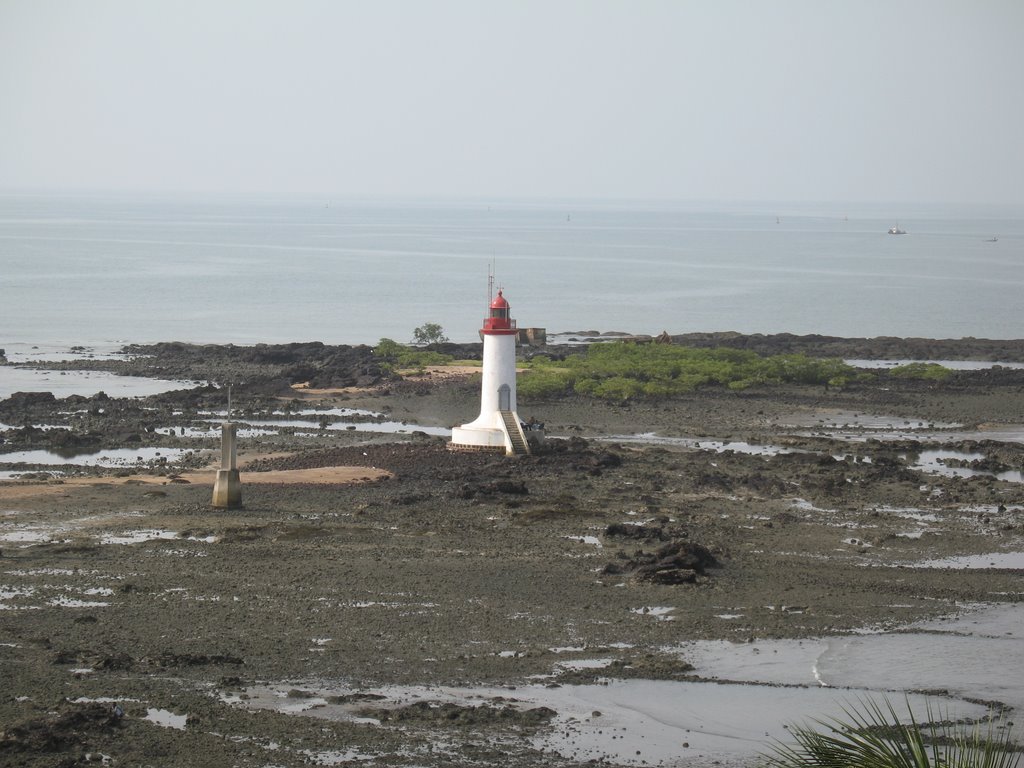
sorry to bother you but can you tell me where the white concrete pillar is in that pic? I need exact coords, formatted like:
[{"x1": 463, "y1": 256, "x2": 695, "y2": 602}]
[{"x1": 212, "y1": 422, "x2": 242, "y2": 508}]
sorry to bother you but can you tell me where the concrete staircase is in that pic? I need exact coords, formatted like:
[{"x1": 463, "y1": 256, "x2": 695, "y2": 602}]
[{"x1": 499, "y1": 411, "x2": 531, "y2": 456}]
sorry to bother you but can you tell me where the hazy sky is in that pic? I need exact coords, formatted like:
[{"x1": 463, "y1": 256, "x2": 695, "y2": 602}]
[{"x1": 2, "y1": 1, "x2": 1021, "y2": 204}]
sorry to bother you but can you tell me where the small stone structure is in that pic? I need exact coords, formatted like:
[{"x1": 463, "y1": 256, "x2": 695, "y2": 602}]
[
  {"x1": 211, "y1": 422, "x2": 242, "y2": 508},
  {"x1": 517, "y1": 327, "x2": 546, "y2": 346}
]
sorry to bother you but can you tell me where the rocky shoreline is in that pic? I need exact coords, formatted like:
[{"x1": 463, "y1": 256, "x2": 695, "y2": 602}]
[{"x1": 1, "y1": 335, "x2": 1023, "y2": 766}]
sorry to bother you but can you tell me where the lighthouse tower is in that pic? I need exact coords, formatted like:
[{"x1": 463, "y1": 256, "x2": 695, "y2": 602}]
[{"x1": 450, "y1": 290, "x2": 531, "y2": 455}]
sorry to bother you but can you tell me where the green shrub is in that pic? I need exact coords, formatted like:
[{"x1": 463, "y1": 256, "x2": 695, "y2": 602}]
[
  {"x1": 518, "y1": 367, "x2": 573, "y2": 399},
  {"x1": 518, "y1": 342, "x2": 856, "y2": 401},
  {"x1": 889, "y1": 363, "x2": 953, "y2": 381},
  {"x1": 373, "y1": 338, "x2": 453, "y2": 371}
]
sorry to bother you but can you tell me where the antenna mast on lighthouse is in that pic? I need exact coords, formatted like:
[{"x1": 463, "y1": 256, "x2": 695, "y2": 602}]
[{"x1": 487, "y1": 261, "x2": 495, "y2": 305}]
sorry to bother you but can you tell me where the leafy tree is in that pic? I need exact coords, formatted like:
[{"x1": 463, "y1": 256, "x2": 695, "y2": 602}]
[{"x1": 412, "y1": 322, "x2": 449, "y2": 346}]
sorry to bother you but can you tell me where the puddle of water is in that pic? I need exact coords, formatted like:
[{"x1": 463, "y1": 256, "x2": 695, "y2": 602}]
[
  {"x1": 0, "y1": 586, "x2": 37, "y2": 609},
  {"x1": 912, "y1": 450, "x2": 1024, "y2": 483},
  {"x1": 915, "y1": 552, "x2": 1024, "y2": 570},
  {"x1": 0, "y1": 529, "x2": 66, "y2": 544},
  {"x1": 563, "y1": 535, "x2": 602, "y2": 548},
  {"x1": 100, "y1": 530, "x2": 218, "y2": 545},
  {"x1": 305, "y1": 749, "x2": 377, "y2": 765},
  {"x1": 555, "y1": 658, "x2": 615, "y2": 670},
  {"x1": 814, "y1": 428, "x2": 1024, "y2": 444},
  {"x1": 0, "y1": 367, "x2": 200, "y2": 400},
  {"x1": 0, "y1": 447, "x2": 190, "y2": 467},
  {"x1": 328, "y1": 420, "x2": 451, "y2": 437},
  {"x1": 225, "y1": 604, "x2": 1022, "y2": 764},
  {"x1": 274, "y1": 407, "x2": 379, "y2": 418},
  {"x1": 846, "y1": 359, "x2": 1024, "y2": 371},
  {"x1": 604, "y1": 434, "x2": 794, "y2": 455},
  {"x1": 228, "y1": 680, "x2": 991, "y2": 767},
  {"x1": 879, "y1": 507, "x2": 941, "y2": 523},
  {"x1": 781, "y1": 410, "x2": 962, "y2": 430},
  {"x1": 48, "y1": 596, "x2": 110, "y2": 608},
  {"x1": 0, "y1": 424, "x2": 71, "y2": 433},
  {"x1": 159, "y1": 425, "x2": 277, "y2": 438},
  {"x1": 790, "y1": 498, "x2": 836, "y2": 514},
  {"x1": 631, "y1": 606, "x2": 675, "y2": 620},
  {"x1": 145, "y1": 708, "x2": 187, "y2": 730},
  {"x1": 0, "y1": 470, "x2": 66, "y2": 480},
  {"x1": 154, "y1": 426, "x2": 219, "y2": 438},
  {"x1": 678, "y1": 603, "x2": 1024, "y2": 714},
  {"x1": 215, "y1": 417, "x2": 451, "y2": 437}
]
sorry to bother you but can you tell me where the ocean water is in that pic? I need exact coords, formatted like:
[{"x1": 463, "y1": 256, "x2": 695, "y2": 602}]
[{"x1": 1, "y1": 191, "x2": 1022, "y2": 347}]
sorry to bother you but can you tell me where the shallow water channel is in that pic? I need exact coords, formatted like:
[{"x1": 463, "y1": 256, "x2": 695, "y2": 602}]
[{"x1": 226, "y1": 603, "x2": 1023, "y2": 766}]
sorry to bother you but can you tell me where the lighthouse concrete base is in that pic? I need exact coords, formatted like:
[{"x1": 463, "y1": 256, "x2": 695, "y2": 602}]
[
  {"x1": 449, "y1": 425, "x2": 508, "y2": 453},
  {"x1": 450, "y1": 410, "x2": 530, "y2": 456},
  {"x1": 212, "y1": 469, "x2": 242, "y2": 508}
]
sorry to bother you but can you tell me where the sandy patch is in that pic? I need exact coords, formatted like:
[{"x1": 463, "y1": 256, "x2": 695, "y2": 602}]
[{"x1": 400, "y1": 364, "x2": 481, "y2": 381}]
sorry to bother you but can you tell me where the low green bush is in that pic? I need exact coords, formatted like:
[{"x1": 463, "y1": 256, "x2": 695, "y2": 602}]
[
  {"x1": 518, "y1": 342, "x2": 856, "y2": 401},
  {"x1": 373, "y1": 338, "x2": 453, "y2": 372},
  {"x1": 889, "y1": 362, "x2": 953, "y2": 381}
]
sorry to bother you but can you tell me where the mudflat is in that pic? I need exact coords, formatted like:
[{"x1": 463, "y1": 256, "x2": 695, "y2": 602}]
[{"x1": 1, "y1": 338, "x2": 1023, "y2": 767}]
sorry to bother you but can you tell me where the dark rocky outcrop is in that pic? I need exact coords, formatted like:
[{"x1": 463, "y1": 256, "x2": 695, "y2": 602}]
[{"x1": 604, "y1": 539, "x2": 719, "y2": 585}]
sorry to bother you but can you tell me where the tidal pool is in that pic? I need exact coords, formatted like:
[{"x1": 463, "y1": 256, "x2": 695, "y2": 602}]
[
  {"x1": 846, "y1": 359, "x2": 1024, "y2": 370},
  {"x1": 0, "y1": 367, "x2": 201, "y2": 400},
  {"x1": 241, "y1": 418, "x2": 451, "y2": 437},
  {"x1": 1, "y1": 343, "x2": 130, "y2": 365},
  {"x1": 225, "y1": 604, "x2": 1020, "y2": 766},
  {"x1": 603, "y1": 434, "x2": 795, "y2": 455},
  {"x1": 676, "y1": 603, "x2": 1024, "y2": 714},
  {"x1": 915, "y1": 552, "x2": 1024, "y2": 570},
  {"x1": 0, "y1": 447, "x2": 190, "y2": 468},
  {"x1": 912, "y1": 449, "x2": 1024, "y2": 483}
]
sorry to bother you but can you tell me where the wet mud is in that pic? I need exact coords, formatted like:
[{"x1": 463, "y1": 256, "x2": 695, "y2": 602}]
[{"x1": 1, "y1": 337, "x2": 1023, "y2": 766}]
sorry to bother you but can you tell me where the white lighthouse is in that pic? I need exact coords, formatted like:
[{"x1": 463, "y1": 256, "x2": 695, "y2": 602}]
[{"x1": 450, "y1": 289, "x2": 531, "y2": 455}]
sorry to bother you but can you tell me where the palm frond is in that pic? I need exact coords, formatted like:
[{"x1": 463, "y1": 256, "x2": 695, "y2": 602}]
[{"x1": 762, "y1": 697, "x2": 1021, "y2": 768}]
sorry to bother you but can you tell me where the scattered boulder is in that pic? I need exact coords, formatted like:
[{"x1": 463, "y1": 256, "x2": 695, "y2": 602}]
[
  {"x1": 0, "y1": 702, "x2": 125, "y2": 757},
  {"x1": 357, "y1": 700, "x2": 556, "y2": 727},
  {"x1": 605, "y1": 522, "x2": 672, "y2": 541},
  {"x1": 604, "y1": 540, "x2": 718, "y2": 585}
]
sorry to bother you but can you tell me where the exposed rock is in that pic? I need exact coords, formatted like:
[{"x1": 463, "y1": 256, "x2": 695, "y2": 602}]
[
  {"x1": 0, "y1": 703, "x2": 124, "y2": 757},
  {"x1": 605, "y1": 540, "x2": 719, "y2": 585}
]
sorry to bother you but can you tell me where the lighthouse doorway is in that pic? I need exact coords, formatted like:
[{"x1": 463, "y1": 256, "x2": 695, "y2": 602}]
[{"x1": 498, "y1": 384, "x2": 511, "y2": 411}]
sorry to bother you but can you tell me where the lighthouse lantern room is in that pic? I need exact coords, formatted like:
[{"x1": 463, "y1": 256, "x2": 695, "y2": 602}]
[{"x1": 450, "y1": 289, "x2": 531, "y2": 455}]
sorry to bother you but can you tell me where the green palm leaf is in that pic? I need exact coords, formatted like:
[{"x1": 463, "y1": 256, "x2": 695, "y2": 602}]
[{"x1": 763, "y1": 697, "x2": 1021, "y2": 768}]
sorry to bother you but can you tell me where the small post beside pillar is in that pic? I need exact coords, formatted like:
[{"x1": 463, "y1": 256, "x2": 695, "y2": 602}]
[{"x1": 212, "y1": 421, "x2": 242, "y2": 508}]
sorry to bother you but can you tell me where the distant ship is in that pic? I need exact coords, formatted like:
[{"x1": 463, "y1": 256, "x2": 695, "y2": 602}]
[
  {"x1": 888, "y1": 224, "x2": 906, "y2": 235},
  {"x1": 986, "y1": 237, "x2": 998, "y2": 242}
]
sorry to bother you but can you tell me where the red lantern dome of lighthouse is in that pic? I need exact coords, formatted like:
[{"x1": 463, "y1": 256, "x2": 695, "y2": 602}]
[{"x1": 482, "y1": 290, "x2": 517, "y2": 335}]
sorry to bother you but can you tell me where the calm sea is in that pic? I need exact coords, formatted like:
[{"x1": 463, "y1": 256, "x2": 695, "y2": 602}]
[{"x1": 2, "y1": 192, "x2": 1022, "y2": 348}]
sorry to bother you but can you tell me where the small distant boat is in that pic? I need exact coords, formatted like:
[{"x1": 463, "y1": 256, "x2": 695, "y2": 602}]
[
  {"x1": 986, "y1": 237, "x2": 998, "y2": 242},
  {"x1": 888, "y1": 224, "x2": 906, "y2": 235}
]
